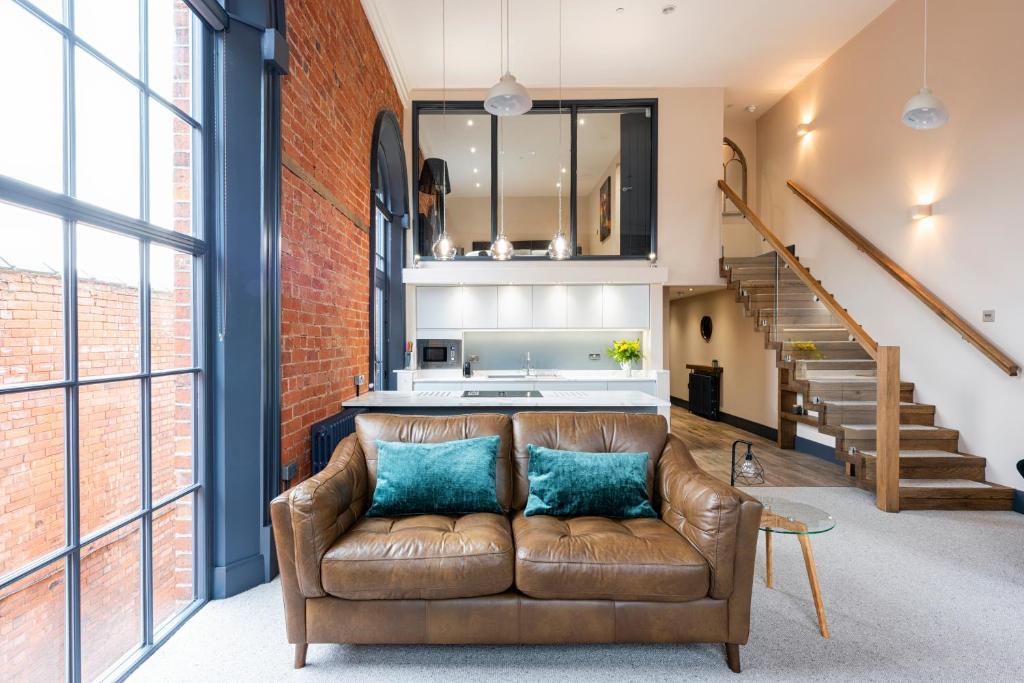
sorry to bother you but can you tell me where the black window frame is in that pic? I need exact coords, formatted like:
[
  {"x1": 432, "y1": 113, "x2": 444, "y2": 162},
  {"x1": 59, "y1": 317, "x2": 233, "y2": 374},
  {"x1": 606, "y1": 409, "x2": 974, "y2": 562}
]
[
  {"x1": 0, "y1": 2, "x2": 215, "y2": 681},
  {"x1": 411, "y1": 98, "x2": 658, "y2": 261}
]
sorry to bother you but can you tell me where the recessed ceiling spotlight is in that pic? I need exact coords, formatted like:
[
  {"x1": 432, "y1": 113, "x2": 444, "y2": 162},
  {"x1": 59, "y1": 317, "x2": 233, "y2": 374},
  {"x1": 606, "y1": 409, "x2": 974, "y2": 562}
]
[
  {"x1": 745, "y1": 104, "x2": 758, "y2": 113},
  {"x1": 662, "y1": 3, "x2": 677, "y2": 15},
  {"x1": 466, "y1": 119, "x2": 474, "y2": 126},
  {"x1": 556, "y1": 181, "x2": 562, "y2": 188},
  {"x1": 475, "y1": 182, "x2": 481, "y2": 188},
  {"x1": 615, "y1": 7, "x2": 624, "y2": 14},
  {"x1": 470, "y1": 146, "x2": 476, "y2": 153},
  {"x1": 473, "y1": 167, "x2": 479, "y2": 173},
  {"x1": 561, "y1": 167, "x2": 567, "y2": 173},
  {"x1": 578, "y1": 118, "x2": 586, "y2": 125}
]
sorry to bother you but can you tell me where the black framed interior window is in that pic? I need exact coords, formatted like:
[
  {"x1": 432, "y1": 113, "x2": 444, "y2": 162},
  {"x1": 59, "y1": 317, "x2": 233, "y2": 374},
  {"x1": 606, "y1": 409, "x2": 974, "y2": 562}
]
[
  {"x1": 0, "y1": 2, "x2": 210, "y2": 681},
  {"x1": 411, "y1": 98, "x2": 658, "y2": 261},
  {"x1": 369, "y1": 111, "x2": 409, "y2": 390}
]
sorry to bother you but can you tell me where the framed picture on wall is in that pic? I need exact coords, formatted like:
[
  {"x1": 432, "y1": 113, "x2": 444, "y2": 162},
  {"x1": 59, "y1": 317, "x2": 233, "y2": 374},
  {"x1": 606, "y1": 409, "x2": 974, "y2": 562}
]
[{"x1": 599, "y1": 176, "x2": 612, "y2": 241}]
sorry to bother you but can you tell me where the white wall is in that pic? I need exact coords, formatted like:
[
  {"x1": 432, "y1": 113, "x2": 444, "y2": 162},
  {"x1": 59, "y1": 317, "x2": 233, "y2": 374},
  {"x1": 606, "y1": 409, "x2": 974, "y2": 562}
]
[
  {"x1": 756, "y1": 0, "x2": 1024, "y2": 488},
  {"x1": 669, "y1": 289, "x2": 778, "y2": 427}
]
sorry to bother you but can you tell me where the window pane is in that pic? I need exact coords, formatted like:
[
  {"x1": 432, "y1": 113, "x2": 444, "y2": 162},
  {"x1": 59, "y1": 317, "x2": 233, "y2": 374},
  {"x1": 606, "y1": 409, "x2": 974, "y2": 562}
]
[
  {"x1": 75, "y1": 48, "x2": 141, "y2": 218},
  {"x1": 417, "y1": 110, "x2": 491, "y2": 257},
  {"x1": 77, "y1": 225, "x2": 140, "y2": 377},
  {"x1": 147, "y1": 0, "x2": 194, "y2": 116},
  {"x1": 575, "y1": 108, "x2": 653, "y2": 256},
  {"x1": 74, "y1": 0, "x2": 140, "y2": 76},
  {"x1": 150, "y1": 245, "x2": 192, "y2": 371},
  {"x1": 0, "y1": 2, "x2": 64, "y2": 191},
  {"x1": 152, "y1": 493, "x2": 194, "y2": 631},
  {"x1": 79, "y1": 380, "x2": 141, "y2": 537},
  {"x1": 149, "y1": 101, "x2": 194, "y2": 234},
  {"x1": 80, "y1": 522, "x2": 142, "y2": 683},
  {"x1": 151, "y1": 373, "x2": 193, "y2": 501},
  {"x1": 499, "y1": 110, "x2": 570, "y2": 255},
  {"x1": 0, "y1": 560, "x2": 66, "y2": 683},
  {"x1": 0, "y1": 202, "x2": 65, "y2": 386},
  {"x1": 0, "y1": 389, "x2": 66, "y2": 577}
]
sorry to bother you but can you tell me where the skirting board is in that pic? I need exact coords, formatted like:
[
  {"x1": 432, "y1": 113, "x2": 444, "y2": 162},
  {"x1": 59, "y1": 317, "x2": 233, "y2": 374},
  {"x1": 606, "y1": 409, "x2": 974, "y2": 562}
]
[{"x1": 671, "y1": 396, "x2": 836, "y2": 463}]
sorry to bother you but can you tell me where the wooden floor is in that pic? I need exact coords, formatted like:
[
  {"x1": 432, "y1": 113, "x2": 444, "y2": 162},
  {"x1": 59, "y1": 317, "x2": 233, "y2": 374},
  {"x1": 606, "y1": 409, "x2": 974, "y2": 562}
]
[{"x1": 670, "y1": 406, "x2": 852, "y2": 487}]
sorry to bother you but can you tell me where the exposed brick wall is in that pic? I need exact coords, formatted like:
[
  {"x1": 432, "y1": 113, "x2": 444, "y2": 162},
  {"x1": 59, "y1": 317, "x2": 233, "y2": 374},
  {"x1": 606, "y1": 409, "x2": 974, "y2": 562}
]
[{"x1": 280, "y1": 0, "x2": 403, "y2": 482}]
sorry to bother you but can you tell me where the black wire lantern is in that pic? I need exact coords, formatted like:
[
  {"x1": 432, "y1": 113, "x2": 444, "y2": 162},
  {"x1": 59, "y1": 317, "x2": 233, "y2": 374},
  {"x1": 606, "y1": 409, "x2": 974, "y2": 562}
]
[{"x1": 731, "y1": 439, "x2": 765, "y2": 486}]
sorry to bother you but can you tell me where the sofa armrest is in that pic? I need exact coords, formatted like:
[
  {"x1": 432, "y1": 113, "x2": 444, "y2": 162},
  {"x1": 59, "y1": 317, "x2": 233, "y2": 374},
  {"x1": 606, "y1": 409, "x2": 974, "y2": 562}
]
[
  {"x1": 657, "y1": 433, "x2": 763, "y2": 600},
  {"x1": 287, "y1": 434, "x2": 369, "y2": 597},
  {"x1": 270, "y1": 492, "x2": 306, "y2": 644}
]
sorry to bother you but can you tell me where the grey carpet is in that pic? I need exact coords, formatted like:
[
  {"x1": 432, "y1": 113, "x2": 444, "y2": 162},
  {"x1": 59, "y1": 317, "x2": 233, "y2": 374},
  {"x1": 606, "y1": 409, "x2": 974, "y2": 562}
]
[{"x1": 130, "y1": 487, "x2": 1024, "y2": 682}]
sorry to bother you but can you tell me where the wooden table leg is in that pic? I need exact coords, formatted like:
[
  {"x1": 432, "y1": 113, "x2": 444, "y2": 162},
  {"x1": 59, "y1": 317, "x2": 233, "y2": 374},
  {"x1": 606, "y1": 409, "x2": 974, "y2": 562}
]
[
  {"x1": 798, "y1": 534, "x2": 829, "y2": 639},
  {"x1": 764, "y1": 530, "x2": 773, "y2": 588}
]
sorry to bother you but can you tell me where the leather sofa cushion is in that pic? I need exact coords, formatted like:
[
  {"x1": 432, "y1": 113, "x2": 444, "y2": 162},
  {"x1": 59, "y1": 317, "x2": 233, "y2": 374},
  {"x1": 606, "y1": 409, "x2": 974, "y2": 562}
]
[
  {"x1": 512, "y1": 412, "x2": 667, "y2": 510},
  {"x1": 512, "y1": 512, "x2": 709, "y2": 602},
  {"x1": 356, "y1": 413, "x2": 514, "y2": 512},
  {"x1": 321, "y1": 513, "x2": 514, "y2": 600}
]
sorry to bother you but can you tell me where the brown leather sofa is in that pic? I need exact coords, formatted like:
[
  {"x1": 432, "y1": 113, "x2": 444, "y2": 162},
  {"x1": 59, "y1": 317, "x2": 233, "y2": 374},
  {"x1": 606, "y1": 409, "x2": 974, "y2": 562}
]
[{"x1": 271, "y1": 412, "x2": 763, "y2": 673}]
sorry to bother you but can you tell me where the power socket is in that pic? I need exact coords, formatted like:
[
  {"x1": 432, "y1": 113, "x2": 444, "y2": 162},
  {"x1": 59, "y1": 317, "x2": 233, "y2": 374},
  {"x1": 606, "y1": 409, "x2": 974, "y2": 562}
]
[{"x1": 982, "y1": 310, "x2": 995, "y2": 323}]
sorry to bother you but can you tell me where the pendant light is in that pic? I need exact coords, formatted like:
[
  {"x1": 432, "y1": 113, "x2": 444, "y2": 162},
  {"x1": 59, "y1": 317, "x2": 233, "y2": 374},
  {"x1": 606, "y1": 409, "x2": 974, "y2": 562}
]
[
  {"x1": 484, "y1": 0, "x2": 532, "y2": 117},
  {"x1": 902, "y1": 0, "x2": 948, "y2": 129},
  {"x1": 547, "y1": 0, "x2": 571, "y2": 260},
  {"x1": 490, "y1": 117, "x2": 514, "y2": 260},
  {"x1": 430, "y1": 0, "x2": 457, "y2": 260}
]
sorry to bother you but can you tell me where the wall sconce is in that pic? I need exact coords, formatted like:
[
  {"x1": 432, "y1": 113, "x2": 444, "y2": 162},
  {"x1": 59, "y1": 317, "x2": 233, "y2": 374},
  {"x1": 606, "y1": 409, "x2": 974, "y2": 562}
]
[
  {"x1": 796, "y1": 122, "x2": 814, "y2": 137},
  {"x1": 910, "y1": 203, "x2": 934, "y2": 220}
]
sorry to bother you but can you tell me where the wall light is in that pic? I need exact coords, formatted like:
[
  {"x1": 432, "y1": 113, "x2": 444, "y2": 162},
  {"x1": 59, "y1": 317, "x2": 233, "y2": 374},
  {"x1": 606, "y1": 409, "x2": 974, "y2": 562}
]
[
  {"x1": 796, "y1": 122, "x2": 814, "y2": 137},
  {"x1": 910, "y1": 203, "x2": 934, "y2": 220}
]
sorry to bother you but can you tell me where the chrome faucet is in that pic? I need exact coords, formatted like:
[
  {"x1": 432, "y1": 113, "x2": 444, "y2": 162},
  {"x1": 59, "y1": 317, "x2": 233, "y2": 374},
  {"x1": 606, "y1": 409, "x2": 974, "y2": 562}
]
[{"x1": 522, "y1": 351, "x2": 534, "y2": 377}]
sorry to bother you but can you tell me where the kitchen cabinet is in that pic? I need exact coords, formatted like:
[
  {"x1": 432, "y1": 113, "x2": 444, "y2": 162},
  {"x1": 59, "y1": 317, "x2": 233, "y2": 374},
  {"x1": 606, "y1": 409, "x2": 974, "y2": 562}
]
[
  {"x1": 613, "y1": 380, "x2": 658, "y2": 396},
  {"x1": 497, "y1": 285, "x2": 533, "y2": 328},
  {"x1": 532, "y1": 285, "x2": 568, "y2": 328},
  {"x1": 461, "y1": 286, "x2": 497, "y2": 329},
  {"x1": 462, "y1": 381, "x2": 536, "y2": 392},
  {"x1": 416, "y1": 286, "x2": 462, "y2": 329},
  {"x1": 566, "y1": 285, "x2": 603, "y2": 328},
  {"x1": 602, "y1": 285, "x2": 649, "y2": 329}
]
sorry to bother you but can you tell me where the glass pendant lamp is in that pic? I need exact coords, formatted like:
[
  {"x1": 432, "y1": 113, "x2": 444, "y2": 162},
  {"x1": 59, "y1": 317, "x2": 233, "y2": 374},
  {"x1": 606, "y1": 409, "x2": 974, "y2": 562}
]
[
  {"x1": 547, "y1": 0, "x2": 570, "y2": 261},
  {"x1": 429, "y1": 0, "x2": 457, "y2": 260},
  {"x1": 490, "y1": 112, "x2": 514, "y2": 259}
]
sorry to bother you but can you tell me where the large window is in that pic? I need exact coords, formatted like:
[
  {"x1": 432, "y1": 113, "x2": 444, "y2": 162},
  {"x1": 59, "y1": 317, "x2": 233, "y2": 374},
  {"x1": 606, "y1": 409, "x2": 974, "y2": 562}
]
[
  {"x1": 369, "y1": 111, "x2": 408, "y2": 391},
  {"x1": 412, "y1": 99, "x2": 657, "y2": 260},
  {"x1": 0, "y1": 2, "x2": 207, "y2": 681}
]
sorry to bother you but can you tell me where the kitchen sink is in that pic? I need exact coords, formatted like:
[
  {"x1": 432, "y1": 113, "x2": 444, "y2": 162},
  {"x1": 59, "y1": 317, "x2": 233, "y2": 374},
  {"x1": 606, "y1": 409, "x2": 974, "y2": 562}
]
[{"x1": 462, "y1": 390, "x2": 542, "y2": 398}]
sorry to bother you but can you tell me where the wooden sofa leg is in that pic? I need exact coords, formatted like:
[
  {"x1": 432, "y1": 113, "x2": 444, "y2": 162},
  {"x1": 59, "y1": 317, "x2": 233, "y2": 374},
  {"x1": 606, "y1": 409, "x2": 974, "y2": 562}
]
[
  {"x1": 725, "y1": 643, "x2": 741, "y2": 673},
  {"x1": 294, "y1": 643, "x2": 308, "y2": 669}
]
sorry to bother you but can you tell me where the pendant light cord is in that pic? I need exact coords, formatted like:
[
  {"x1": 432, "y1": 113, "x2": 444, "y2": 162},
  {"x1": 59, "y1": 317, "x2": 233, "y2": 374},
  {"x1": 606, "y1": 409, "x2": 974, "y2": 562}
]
[
  {"x1": 922, "y1": 0, "x2": 928, "y2": 88},
  {"x1": 441, "y1": 0, "x2": 447, "y2": 234},
  {"x1": 556, "y1": 0, "x2": 563, "y2": 239}
]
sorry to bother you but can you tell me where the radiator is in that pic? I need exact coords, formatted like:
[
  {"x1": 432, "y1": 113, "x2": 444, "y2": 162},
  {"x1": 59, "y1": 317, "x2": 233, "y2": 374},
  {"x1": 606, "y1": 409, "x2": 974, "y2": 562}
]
[
  {"x1": 688, "y1": 371, "x2": 720, "y2": 421},
  {"x1": 310, "y1": 408, "x2": 366, "y2": 475}
]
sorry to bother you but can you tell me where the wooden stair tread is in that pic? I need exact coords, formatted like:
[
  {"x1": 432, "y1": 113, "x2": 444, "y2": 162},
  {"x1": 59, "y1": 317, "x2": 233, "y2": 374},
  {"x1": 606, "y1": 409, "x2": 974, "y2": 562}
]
[
  {"x1": 843, "y1": 423, "x2": 949, "y2": 431},
  {"x1": 898, "y1": 479, "x2": 1003, "y2": 489},
  {"x1": 861, "y1": 449, "x2": 977, "y2": 459}
]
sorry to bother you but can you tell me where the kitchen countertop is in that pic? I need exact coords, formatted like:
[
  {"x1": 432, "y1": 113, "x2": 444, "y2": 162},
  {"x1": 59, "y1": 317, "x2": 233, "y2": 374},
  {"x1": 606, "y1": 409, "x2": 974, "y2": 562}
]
[
  {"x1": 343, "y1": 390, "x2": 670, "y2": 408},
  {"x1": 409, "y1": 369, "x2": 661, "y2": 383}
]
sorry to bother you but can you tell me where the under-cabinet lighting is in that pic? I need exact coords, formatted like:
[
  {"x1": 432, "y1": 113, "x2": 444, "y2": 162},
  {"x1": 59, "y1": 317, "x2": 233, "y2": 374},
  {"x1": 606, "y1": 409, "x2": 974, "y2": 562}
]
[{"x1": 910, "y1": 203, "x2": 934, "y2": 220}]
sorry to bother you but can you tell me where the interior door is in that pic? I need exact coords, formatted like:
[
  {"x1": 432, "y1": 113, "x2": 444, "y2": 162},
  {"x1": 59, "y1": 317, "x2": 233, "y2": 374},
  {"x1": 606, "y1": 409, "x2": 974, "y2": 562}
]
[{"x1": 619, "y1": 111, "x2": 652, "y2": 256}]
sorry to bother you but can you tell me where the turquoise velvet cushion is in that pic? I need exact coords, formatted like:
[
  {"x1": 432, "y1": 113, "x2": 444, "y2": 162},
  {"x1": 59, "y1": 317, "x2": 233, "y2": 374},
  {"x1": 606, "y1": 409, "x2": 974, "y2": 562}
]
[
  {"x1": 524, "y1": 445, "x2": 657, "y2": 518},
  {"x1": 365, "y1": 436, "x2": 503, "y2": 517}
]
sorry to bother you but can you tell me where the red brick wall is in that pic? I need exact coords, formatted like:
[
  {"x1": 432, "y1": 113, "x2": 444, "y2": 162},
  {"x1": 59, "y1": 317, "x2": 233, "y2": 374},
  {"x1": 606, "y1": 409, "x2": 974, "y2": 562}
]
[{"x1": 280, "y1": 0, "x2": 403, "y2": 482}]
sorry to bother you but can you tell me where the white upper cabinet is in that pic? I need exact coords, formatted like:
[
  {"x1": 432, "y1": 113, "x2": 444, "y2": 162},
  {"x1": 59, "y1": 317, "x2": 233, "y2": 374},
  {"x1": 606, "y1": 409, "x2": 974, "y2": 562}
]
[
  {"x1": 566, "y1": 285, "x2": 603, "y2": 328},
  {"x1": 416, "y1": 286, "x2": 463, "y2": 329},
  {"x1": 461, "y1": 285, "x2": 497, "y2": 329},
  {"x1": 602, "y1": 285, "x2": 650, "y2": 329},
  {"x1": 532, "y1": 285, "x2": 568, "y2": 328},
  {"x1": 497, "y1": 285, "x2": 533, "y2": 328}
]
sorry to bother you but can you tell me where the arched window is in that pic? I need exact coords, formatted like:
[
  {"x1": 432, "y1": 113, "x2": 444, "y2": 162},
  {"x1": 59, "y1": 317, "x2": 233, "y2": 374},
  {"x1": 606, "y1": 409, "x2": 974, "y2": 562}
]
[
  {"x1": 722, "y1": 137, "x2": 748, "y2": 216},
  {"x1": 370, "y1": 111, "x2": 409, "y2": 390}
]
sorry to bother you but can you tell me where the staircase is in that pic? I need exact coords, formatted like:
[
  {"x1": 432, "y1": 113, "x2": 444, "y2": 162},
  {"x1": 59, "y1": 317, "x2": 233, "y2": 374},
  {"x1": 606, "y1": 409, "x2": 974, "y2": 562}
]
[{"x1": 721, "y1": 251, "x2": 1015, "y2": 511}]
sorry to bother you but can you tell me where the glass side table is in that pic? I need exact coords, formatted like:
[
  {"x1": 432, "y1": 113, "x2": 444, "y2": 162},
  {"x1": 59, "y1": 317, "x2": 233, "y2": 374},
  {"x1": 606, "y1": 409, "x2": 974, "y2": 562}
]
[{"x1": 758, "y1": 497, "x2": 836, "y2": 639}]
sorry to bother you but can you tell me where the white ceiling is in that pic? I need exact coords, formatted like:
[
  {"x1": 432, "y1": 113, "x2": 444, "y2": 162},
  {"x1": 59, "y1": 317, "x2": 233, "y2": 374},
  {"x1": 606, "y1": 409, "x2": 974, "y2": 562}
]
[{"x1": 367, "y1": 0, "x2": 895, "y2": 116}]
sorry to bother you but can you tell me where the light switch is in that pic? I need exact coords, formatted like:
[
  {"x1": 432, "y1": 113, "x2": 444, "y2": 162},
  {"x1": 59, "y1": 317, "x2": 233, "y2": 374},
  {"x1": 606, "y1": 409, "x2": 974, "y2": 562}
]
[{"x1": 982, "y1": 310, "x2": 995, "y2": 323}]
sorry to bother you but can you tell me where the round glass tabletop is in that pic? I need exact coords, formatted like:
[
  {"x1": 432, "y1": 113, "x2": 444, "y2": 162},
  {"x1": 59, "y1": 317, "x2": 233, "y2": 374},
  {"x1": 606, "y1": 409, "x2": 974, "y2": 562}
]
[{"x1": 757, "y1": 497, "x2": 835, "y2": 535}]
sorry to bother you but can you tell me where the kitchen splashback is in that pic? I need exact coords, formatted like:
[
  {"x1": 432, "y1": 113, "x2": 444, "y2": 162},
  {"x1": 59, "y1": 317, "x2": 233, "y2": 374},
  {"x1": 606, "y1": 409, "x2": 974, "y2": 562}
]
[{"x1": 463, "y1": 330, "x2": 644, "y2": 370}]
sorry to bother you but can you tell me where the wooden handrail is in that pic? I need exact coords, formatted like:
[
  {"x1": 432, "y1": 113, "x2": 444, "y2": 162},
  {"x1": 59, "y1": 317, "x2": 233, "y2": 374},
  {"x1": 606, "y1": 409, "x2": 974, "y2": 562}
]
[
  {"x1": 787, "y1": 180, "x2": 1020, "y2": 377},
  {"x1": 718, "y1": 180, "x2": 879, "y2": 359}
]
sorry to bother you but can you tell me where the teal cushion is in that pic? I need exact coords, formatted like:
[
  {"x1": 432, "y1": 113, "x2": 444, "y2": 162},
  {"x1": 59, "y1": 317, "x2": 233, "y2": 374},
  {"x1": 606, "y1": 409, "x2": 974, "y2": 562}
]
[
  {"x1": 366, "y1": 436, "x2": 503, "y2": 517},
  {"x1": 524, "y1": 445, "x2": 657, "y2": 518}
]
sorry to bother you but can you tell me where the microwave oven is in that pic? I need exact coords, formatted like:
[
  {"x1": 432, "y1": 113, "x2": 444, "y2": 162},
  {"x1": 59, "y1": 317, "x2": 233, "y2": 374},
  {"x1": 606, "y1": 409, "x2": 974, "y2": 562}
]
[{"x1": 417, "y1": 338, "x2": 461, "y2": 369}]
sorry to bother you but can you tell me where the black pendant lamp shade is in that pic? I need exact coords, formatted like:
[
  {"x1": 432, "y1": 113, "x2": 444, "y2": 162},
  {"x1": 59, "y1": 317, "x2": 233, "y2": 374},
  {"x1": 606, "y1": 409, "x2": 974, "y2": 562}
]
[{"x1": 418, "y1": 158, "x2": 451, "y2": 195}]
